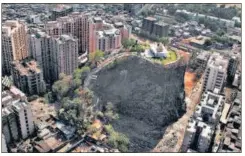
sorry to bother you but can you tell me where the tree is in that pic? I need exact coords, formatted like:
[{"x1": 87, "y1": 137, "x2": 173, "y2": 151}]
[
  {"x1": 204, "y1": 39, "x2": 212, "y2": 47},
  {"x1": 89, "y1": 50, "x2": 104, "y2": 63},
  {"x1": 105, "y1": 124, "x2": 129, "y2": 152},
  {"x1": 159, "y1": 37, "x2": 169, "y2": 46},
  {"x1": 122, "y1": 39, "x2": 136, "y2": 49},
  {"x1": 235, "y1": 21, "x2": 241, "y2": 28}
]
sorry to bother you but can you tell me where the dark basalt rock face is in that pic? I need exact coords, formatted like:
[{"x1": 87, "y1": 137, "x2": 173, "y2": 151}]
[{"x1": 89, "y1": 56, "x2": 186, "y2": 152}]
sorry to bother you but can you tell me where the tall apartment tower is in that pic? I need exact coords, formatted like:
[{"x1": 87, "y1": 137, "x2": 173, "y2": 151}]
[
  {"x1": 11, "y1": 59, "x2": 46, "y2": 95},
  {"x1": 28, "y1": 30, "x2": 78, "y2": 83},
  {"x1": 227, "y1": 56, "x2": 239, "y2": 84},
  {"x1": 46, "y1": 13, "x2": 90, "y2": 54},
  {"x1": 2, "y1": 20, "x2": 28, "y2": 75},
  {"x1": 2, "y1": 101, "x2": 34, "y2": 144},
  {"x1": 196, "y1": 122, "x2": 213, "y2": 152},
  {"x1": 28, "y1": 31, "x2": 54, "y2": 84},
  {"x1": 12, "y1": 101, "x2": 35, "y2": 139},
  {"x1": 2, "y1": 106, "x2": 19, "y2": 143},
  {"x1": 181, "y1": 118, "x2": 197, "y2": 152},
  {"x1": 142, "y1": 17, "x2": 157, "y2": 34},
  {"x1": 203, "y1": 53, "x2": 229, "y2": 93},
  {"x1": 52, "y1": 35, "x2": 79, "y2": 80}
]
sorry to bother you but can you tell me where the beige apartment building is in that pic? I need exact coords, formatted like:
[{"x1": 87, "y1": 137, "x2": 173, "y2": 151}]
[{"x1": 2, "y1": 20, "x2": 28, "y2": 75}]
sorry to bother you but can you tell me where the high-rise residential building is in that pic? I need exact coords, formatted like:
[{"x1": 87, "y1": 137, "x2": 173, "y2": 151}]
[
  {"x1": 2, "y1": 86, "x2": 35, "y2": 146},
  {"x1": 2, "y1": 106, "x2": 19, "y2": 143},
  {"x1": 46, "y1": 12, "x2": 90, "y2": 53},
  {"x1": 114, "y1": 22, "x2": 132, "y2": 40},
  {"x1": 12, "y1": 101, "x2": 35, "y2": 139},
  {"x1": 28, "y1": 30, "x2": 79, "y2": 83},
  {"x1": 203, "y1": 53, "x2": 229, "y2": 93},
  {"x1": 52, "y1": 35, "x2": 79, "y2": 80},
  {"x1": 11, "y1": 59, "x2": 46, "y2": 95},
  {"x1": 227, "y1": 56, "x2": 239, "y2": 84},
  {"x1": 51, "y1": 5, "x2": 73, "y2": 20},
  {"x1": 28, "y1": 30, "x2": 53, "y2": 84},
  {"x1": 2, "y1": 102, "x2": 34, "y2": 144},
  {"x1": 96, "y1": 29, "x2": 121, "y2": 52},
  {"x1": 181, "y1": 119, "x2": 214, "y2": 152},
  {"x1": 196, "y1": 122, "x2": 213, "y2": 152},
  {"x1": 142, "y1": 17, "x2": 157, "y2": 34},
  {"x1": 2, "y1": 134, "x2": 8, "y2": 152},
  {"x1": 2, "y1": 20, "x2": 28, "y2": 75},
  {"x1": 181, "y1": 118, "x2": 197, "y2": 152},
  {"x1": 152, "y1": 22, "x2": 169, "y2": 38}
]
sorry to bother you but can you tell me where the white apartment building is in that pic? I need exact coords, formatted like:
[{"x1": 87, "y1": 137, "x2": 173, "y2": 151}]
[
  {"x1": 2, "y1": 20, "x2": 28, "y2": 75},
  {"x1": 28, "y1": 30, "x2": 78, "y2": 83},
  {"x1": 197, "y1": 122, "x2": 213, "y2": 152},
  {"x1": 203, "y1": 53, "x2": 229, "y2": 93},
  {"x1": 181, "y1": 118, "x2": 197, "y2": 152},
  {"x1": 12, "y1": 101, "x2": 35, "y2": 139},
  {"x1": 28, "y1": 30, "x2": 54, "y2": 84},
  {"x1": 195, "y1": 89, "x2": 225, "y2": 125},
  {"x1": 2, "y1": 87, "x2": 34, "y2": 146}
]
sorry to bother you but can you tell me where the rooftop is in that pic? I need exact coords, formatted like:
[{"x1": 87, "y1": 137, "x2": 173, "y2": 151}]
[
  {"x1": 12, "y1": 59, "x2": 41, "y2": 76},
  {"x1": 2, "y1": 20, "x2": 23, "y2": 36},
  {"x1": 155, "y1": 21, "x2": 168, "y2": 27},
  {"x1": 145, "y1": 16, "x2": 157, "y2": 21},
  {"x1": 208, "y1": 53, "x2": 229, "y2": 71},
  {"x1": 94, "y1": 17, "x2": 102, "y2": 22}
]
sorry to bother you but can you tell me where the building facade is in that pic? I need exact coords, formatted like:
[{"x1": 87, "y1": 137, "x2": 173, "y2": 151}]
[
  {"x1": 2, "y1": 20, "x2": 28, "y2": 75},
  {"x1": 46, "y1": 13, "x2": 90, "y2": 53},
  {"x1": 152, "y1": 22, "x2": 169, "y2": 38},
  {"x1": 52, "y1": 35, "x2": 79, "y2": 80},
  {"x1": 96, "y1": 29, "x2": 121, "y2": 52},
  {"x1": 11, "y1": 59, "x2": 46, "y2": 95},
  {"x1": 203, "y1": 53, "x2": 229, "y2": 93},
  {"x1": 28, "y1": 31, "x2": 78, "y2": 83},
  {"x1": 227, "y1": 56, "x2": 239, "y2": 84},
  {"x1": 142, "y1": 17, "x2": 157, "y2": 34}
]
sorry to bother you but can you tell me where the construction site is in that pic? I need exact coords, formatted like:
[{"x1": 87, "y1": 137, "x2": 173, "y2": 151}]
[{"x1": 88, "y1": 56, "x2": 187, "y2": 152}]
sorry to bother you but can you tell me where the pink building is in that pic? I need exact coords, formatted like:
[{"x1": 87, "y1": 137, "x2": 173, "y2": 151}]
[{"x1": 45, "y1": 12, "x2": 90, "y2": 54}]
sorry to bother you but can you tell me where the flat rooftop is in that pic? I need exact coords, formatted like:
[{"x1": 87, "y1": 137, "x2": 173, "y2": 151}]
[
  {"x1": 145, "y1": 16, "x2": 157, "y2": 21},
  {"x1": 208, "y1": 53, "x2": 229, "y2": 71},
  {"x1": 12, "y1": 60, "x2": 41, "y2": 76}
]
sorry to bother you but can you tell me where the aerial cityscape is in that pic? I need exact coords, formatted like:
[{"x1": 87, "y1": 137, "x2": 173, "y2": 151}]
[{"x1": 1, "y1": 3, "x2": 241, "y2": 153}]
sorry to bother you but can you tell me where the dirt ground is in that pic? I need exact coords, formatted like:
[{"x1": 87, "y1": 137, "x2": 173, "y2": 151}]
[
  {"x1": 30, "y1": 98, "x2": 58, "y2": 122},
  {"x1": 89, "y1": 56, "x2": 186, "y2": 152}
]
